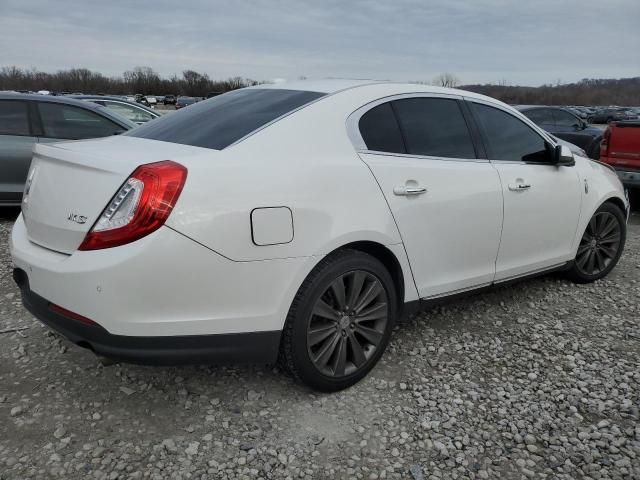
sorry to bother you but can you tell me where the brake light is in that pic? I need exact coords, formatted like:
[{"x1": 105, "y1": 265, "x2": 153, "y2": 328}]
[
  {"x1": 600, "y1": 126, "x2": 611, "y2": 157},
  {"x1": 79, "y1": 161, "x2": 187, "y2": 250}
]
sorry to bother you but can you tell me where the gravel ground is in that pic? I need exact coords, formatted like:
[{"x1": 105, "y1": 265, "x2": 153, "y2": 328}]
[{"x1": 1, "y1": 204, "x2": 639, "y2": 480}]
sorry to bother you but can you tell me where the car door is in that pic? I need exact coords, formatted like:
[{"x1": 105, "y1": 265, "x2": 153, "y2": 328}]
[
  {"x1": 0, "y1": 99, "x2": 38, "y2": 203},
  {"x1": 354, "y1": 95, "x2": 503, "y2": 298},
  {"x1": 468, "y1": 100, "x2": 582, "y2": 281}
]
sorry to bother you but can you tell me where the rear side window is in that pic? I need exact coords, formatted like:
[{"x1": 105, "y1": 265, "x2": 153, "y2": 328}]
[
  {"x1": 358, "y1": 103, "x2": 405, "y2": 153},
  {"x1": 127, "y1": 88, "x2": 326, "y2": 150},
  {"x1": 472, "y1": 103, "x2": 548, "y2": 163},
  {"x1": 38, "y1": 103, "x2": 123, "y2": 140},
  {"x1": 523, "y1": 108, "x2": 554, "y2": 125},
  {"x1": 0, "y1": 100, "x2": 30, "y2": 136},
  {"x1": 392, "y1": 98, "x2": 476, "y2": 158}
]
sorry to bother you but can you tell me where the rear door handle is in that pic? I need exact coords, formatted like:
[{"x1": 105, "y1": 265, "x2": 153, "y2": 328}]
[
  {"x1": 393, "y1": 186, "x2": 427, "y2": 196},
  {"x1": 508, "y1": 183, "x2": 531, "y2": 191}
]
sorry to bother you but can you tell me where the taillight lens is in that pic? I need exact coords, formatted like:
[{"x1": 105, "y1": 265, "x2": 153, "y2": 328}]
[{"x1": 79, "y1": 160, "x2": 187, "y2": 250}]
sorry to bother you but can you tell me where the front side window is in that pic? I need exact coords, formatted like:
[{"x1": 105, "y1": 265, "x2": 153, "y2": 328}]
[
  {"x1": 128, "y1": 88, "x2": 326, "y2": 150},
  {"x1": 523, "y1": 108, "x2": 554, "y2": 125},
  {"x1": 0, "y1": 100, "x2": 30, "y2": 136},
  {"x1": 358, "y1": 102, "x2": 405, "y2": 154},
  {"x1": 472, "y1": 103, "x2": 548, "y2": 163},
  {"x1": 103, "y1": 102, "x2": 155, "y2": 123},
  {"x1": 391, "y1": 98, "x2": 476, "y2": 159},
  {"x1": 553, "y1": 109, "x2": 580, "y2": 127},
  {"x1": 38, "y1": 103, "x2": 123, "y2": 139}
]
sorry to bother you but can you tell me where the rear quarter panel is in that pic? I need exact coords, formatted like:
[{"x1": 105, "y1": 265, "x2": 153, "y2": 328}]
[{"x1": 165, "y1": 89, "x2": 419, "y2": 302}]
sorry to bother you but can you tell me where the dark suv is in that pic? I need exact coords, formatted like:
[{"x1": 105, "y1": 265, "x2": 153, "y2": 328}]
[
  {"x1": 163, "y1": 94, "x2": 177, "y2": 105},
  {"x1": 0, "y1": 94, "x2": 135, "y2": 206},
  {"x1": 516, "y1": 105, "x2": 603, "y2": 159}
]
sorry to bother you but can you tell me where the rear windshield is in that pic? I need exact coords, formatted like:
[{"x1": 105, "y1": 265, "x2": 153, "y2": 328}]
[{"x1": 127, "y1": 88, "x2": 325, "y2": 150}]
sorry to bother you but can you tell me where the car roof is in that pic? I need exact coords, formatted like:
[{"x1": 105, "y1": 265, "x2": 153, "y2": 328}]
[
  {"x1": 250, "y1": 79, "x2": 507, "y2": 105},
  {"x1": 0, "y1": 92, "x2": 137, "y2": 128}
]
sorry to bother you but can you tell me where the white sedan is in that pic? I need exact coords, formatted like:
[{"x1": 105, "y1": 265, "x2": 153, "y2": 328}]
[{"x1": 11, "y1": 80, "x2": 628, "y2": 391}]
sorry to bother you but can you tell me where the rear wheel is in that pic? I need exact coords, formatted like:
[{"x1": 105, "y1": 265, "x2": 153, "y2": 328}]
[
  {"x1": 566, "y1": 202, "x2": 626, "y2": 283},
  {"x1": 279, "y1": 249, "x2": 397, "y2": 391}
]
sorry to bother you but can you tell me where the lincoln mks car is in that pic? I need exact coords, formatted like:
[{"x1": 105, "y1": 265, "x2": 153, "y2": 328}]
[{"x1": 11, "y1": 80, "x2": 628, "y2": 391}]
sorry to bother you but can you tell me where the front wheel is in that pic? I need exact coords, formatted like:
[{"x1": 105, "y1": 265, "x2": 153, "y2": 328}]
[
  {"x1": 566, "y1": 202, "x2": 626, "y2": 283},
  {"x1": 279, "y1": 249, "x2": 397, "y2": 392}
]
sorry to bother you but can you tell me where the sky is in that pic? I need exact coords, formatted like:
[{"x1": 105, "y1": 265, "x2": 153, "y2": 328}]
[{"x1": 0, "y1": 0, "x2": 639, "y2": 87}]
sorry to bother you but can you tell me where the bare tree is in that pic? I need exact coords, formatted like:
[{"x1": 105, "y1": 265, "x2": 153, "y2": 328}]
[{"x1": 433, "y1": 72, "x2": 460, "y2": 88}]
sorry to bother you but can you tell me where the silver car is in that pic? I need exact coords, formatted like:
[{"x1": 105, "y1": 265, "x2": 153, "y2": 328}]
[{"x1": 0, "y1": 93, "x2": 135, "y2": 206}]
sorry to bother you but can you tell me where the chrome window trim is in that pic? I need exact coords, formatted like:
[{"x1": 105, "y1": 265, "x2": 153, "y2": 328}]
[{"x1": 359, "y1": 150, "x2": 490, "y2": 164}]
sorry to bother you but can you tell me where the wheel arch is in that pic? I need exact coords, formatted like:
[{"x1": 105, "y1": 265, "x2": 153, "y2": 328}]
[{"x1": 326, "y1": 240, "x2": 416, "y2": 315}]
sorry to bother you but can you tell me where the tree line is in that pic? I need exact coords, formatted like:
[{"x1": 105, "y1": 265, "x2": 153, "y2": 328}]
[
  {"x1": 1, "y1": 66, "x2": 638, "y2": 106},
  {"x1": 0, "y1": 66, "x2": 258, "y2": 97},
  {"x1": 462, "y1": 77, "x2": 640, "y2": 106}
]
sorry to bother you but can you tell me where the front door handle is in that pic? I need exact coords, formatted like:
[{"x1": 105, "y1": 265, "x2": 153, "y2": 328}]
[
  {"x1": 393, "y1": 186, "x2": 427, "y2": 196},
  {"x1": 508, "y1": 183, "x2": 531, "y2": 191}
]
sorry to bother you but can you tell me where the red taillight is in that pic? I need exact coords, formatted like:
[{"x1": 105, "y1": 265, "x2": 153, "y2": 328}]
[
  {"x1": 600, "y1": 126, "x2": 611, "y2": 157},
  {"x1": 49, "y1": 303, "x2": 100, "y2": 327},
  {"x1": 79, "y1": 160, "x2": 187, "y2": 250}
]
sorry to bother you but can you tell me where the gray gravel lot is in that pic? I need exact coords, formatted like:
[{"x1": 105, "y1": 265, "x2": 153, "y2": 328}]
[{"x1": 1, "y1": 205, "x2": 639, "y2": 480}]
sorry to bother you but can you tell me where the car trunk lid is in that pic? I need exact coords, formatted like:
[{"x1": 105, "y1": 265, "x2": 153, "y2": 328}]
[{"x1": 22, "y1": 136, "x2": 212, "y2": 254}]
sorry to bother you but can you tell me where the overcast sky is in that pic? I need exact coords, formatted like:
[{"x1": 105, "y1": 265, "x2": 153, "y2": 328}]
[{"x1": 1, "y1": 0, "x2": 638, "y2": 86}]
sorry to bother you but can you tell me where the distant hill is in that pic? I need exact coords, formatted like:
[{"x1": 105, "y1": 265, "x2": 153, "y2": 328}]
[{"x1": 463, "y1": 77, "x2": 640, "y2": 106}]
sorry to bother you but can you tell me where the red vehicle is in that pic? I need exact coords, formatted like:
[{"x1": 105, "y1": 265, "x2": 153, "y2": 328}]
[{"x1": 600, "y1": 121, "x2": 640, "y2": 189}]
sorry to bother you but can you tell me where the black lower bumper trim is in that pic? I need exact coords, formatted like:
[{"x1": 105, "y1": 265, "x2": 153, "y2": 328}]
[{"x1": 13, "y1": 268, "x2": 281, "y2": 366}]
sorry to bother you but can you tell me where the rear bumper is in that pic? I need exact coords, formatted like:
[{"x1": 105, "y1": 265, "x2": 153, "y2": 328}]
[{"x1": 13, "y1": 267, "x2": 281, "y2": 365}]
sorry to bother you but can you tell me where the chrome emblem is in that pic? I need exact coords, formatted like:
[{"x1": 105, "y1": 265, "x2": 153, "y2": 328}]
[{"x1": 67, "y1": 213, "x2": 88, "y2": 225}]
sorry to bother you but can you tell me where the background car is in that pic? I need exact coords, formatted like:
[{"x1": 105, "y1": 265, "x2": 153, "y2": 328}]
[
  {"x1": 175, "y1": 96, "x2": 197, "y2": 109},
  {"x1": 517, "y1": 105, "x2": 604, "y2": 158},
  {"x1": 0, "y1": 93, "x2": 135, "y2": 206},
  {"x1": 589, "y1": 108, "x2": 628, "y2": 124},
  {"x1": 600, "y1": 120, "x2": 640, "y2": 189},
  {"x1": 10, "y1": 81, "x2": 627, "y2": 392},
  {"x1": 71, "y1": 95, "x2": 160, "y2": 124},
  {"x1": 163, "y1": 94, "x2": 176, "y2": 105}
]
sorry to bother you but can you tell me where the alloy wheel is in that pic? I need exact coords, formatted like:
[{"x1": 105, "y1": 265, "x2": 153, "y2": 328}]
[
  {"x1": 306, "y1": 270, "x2": 388, "y2": 377},
  {"x1": 575, "y1": 211, "x2": 622, "y2": 276}
]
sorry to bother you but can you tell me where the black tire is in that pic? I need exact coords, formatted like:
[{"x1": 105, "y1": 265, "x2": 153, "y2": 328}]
[
  {"x1": 587, "y1": 117, "x2": 594, "y2": 124},
  {"x1": 565, "y1": 202, "x2": 626, "y2": 283},
  {"x1": 279, "y1": 249, "x2": 397, "y2": 392}
]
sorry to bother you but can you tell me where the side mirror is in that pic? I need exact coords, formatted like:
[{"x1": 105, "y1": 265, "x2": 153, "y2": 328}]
[{"x1": 553, "y1": 144, "x2": 575, "y2": 166}]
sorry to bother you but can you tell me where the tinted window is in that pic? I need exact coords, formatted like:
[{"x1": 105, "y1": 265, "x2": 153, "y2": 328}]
[
  {"x1": 103, "y1": 101, "x2": 155, "y2": 123},
  {"x1": 392, "y1": 98, "x2": 476, "y2": 158},
  {"x1": 472, "y1": 103, "x2": 548, "y2": 162},
  {"x1": 0, "y1": 100, "x2": 30, "y2": 136},
  {"x1": 523, "y1": 108, "x2": 554, "y2": 125},
  {"x1": 38, "y1": 103, "x2": 123, "y2": 139},
  {"x1": 358, "y1": 102, "x2": 405, "y2": 153},
  {"x1": 128, "y1": 88, "x2": 326, "y2": 150},
  {"x1": 553, "y1": 109, "x2": 579, "y2": 127}
]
